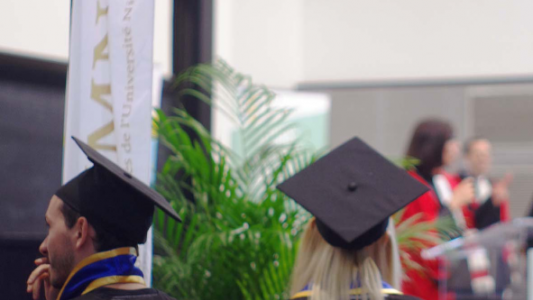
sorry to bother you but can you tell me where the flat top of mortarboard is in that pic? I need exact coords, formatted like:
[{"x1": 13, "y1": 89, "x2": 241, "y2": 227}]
[
  {"x1": 277, "y1": 137, "x2": 428, "y2": 245},
  {"x1": 72, "y1": 136, "x2": 181, "y2": 222}
]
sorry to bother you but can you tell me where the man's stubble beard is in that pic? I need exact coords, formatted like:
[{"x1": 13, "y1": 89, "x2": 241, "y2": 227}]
[{"x1": 49, "y1": 244, "x2": 75, "y2": 289}]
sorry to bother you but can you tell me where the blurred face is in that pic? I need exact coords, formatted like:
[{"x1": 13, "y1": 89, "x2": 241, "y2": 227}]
[
  {"x1": 466, "y1": 139, "x2": 492, "y2": 176},
  {"x1": 442, "y1": 139, "x2": 460, "y2": 167},
  {"x1": 40, "y1": 196, "x2": 76, "y2": 288}
]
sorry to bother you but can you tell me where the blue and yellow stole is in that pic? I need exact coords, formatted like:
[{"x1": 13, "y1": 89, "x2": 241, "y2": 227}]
[
  {"x1": 56, "y1": 247, "x2": 146, "y2": 300},
  {"x1": 290, "y1": 282, "x2": 403, "y2": 299}
]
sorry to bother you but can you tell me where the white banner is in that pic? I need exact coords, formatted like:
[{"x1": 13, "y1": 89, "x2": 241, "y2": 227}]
[{"x1": 63, "y1": 0, "x2": 155, "y2": 285}]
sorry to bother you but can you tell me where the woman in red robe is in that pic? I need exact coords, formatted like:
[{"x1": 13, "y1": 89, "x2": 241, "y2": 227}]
[{"x1": 400, "y1": 119, "x2": 474, "y2": 300}]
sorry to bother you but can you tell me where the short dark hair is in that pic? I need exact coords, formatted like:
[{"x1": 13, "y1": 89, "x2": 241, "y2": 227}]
[
  {"x1": 60, "y1": 201, "x2": 137, "y2": 252},
  {"x1": 61, "y1": 201, "x2": 81, "y2": 229},
  {"x1": 406, "y1": 119, "x2": 453, "y2": 179}
]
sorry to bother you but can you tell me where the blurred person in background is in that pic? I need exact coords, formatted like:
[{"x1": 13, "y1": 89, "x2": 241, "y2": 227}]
[
  {"x1": 434, "y1": 137, "x2": 511, "y2": 231},
  {"x1": 400, "y1": 119, "x2": 474, "y2": 299},
  {"x1": 459, "y1": 137, "x2": 511, "y2": 230},
  {"x1": 433, "y1": 137, "x2": 513, "y2": 296}
]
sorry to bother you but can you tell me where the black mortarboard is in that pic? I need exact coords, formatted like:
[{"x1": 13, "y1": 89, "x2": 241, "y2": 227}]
[
  {"x1": 55, "y1": 137, "x2": 181, "y2": 244},
  {"x1": 277, "y1": 137, "x2": 428, "y2": 250}
]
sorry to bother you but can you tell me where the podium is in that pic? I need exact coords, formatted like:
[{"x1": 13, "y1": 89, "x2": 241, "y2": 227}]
[{"x1": 422, "y1": 218, "x2": 533, "y2": 300}]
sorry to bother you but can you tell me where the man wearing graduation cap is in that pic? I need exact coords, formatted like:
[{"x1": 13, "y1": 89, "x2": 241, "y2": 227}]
[
  {"x1": 26, "y1": 137, "x2": 179, "y2": 300},
  {"x1": 279, "y1": 137, "x2": 428, "y2": 300}
]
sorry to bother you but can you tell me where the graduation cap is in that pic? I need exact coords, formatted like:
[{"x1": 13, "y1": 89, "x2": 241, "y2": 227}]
[
  {"x1": 55, "y1": 137, "x2": 181, "y2": 244},
  {"x1": 277, "y1": 137, "x2": 428, "y2": 250}
]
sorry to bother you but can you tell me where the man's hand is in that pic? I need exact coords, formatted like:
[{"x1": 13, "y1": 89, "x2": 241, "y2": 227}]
[
  {"x1": 492, "y1": 173, "x2": 513, "y2": 206},
  {"x1": 27, "y1": 258, "x2": 60, "y2": 300},
  {"x1": 450, "y1": 177, "x2": 475, "y2": 210}
]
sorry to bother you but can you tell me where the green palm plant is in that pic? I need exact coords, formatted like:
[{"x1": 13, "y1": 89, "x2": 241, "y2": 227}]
[
  {"x1": 151, "y1": 59, "x2": 459, "y2": 300},
  {"x1": 394, "y1": 211, "x2": 460, "y2": 277},
  {"x1": 152, "y1": 59, "x2": 315, "y2": 300}
]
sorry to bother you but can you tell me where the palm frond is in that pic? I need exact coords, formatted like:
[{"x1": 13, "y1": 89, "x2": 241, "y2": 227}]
[
  {"x1": 172, "y1": 59, "x2": 304, "y2": 198},
  {"x1": 152, "y1": 59, "x2": 317, "y2": 300},
  {"x1": 394, "y1": 209, "x2": 460, "y2": 278}
]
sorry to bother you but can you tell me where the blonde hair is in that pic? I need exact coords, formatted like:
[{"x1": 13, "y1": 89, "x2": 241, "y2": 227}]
[{"x1": 289, "y1": 218, "x2": 400, "y2": 300}]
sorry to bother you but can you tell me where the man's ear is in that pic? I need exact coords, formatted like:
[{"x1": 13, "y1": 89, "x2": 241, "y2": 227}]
[{"x1": 72, "y1": 217, "x2": 96, "y2": 250}]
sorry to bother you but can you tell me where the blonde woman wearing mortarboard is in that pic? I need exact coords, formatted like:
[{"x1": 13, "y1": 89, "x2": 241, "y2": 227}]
[{"x1": 278, "y1": 137, "x2": 427, "y2": 300}]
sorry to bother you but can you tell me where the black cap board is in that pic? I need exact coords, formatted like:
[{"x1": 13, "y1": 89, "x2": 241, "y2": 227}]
[
  {"x1": 55, "y1": 136, "x2": 181, "y2": 244},
  {"x1": 277, "y1": 137, "x2": 428, "y2": 250}
]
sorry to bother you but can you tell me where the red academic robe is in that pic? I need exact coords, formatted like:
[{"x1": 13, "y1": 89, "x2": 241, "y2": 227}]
[{"x1": 400, "y1": 171, "x2": 441, "y2": 300}]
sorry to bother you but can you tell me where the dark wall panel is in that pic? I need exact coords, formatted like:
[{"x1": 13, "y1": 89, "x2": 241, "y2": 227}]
[
  {"x1": 0, "y1": 79, "x2": 64, "y2": 237},
  {"x1": 0, "y1": 54, "x2": 66, "y2": 300},
  {"x1": 0, "y1": 239, "x2": 45, "y2": 300}
]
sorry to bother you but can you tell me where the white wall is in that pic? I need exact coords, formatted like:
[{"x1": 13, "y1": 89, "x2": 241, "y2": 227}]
[
  {"x1": 0, "y1": 0, "x2": 173, "y2": 76},
  {"x1": 214, "y1": 0, "x2": 304, "y2": 89},
  {"x1": 4, "y1": 1, "x2": 533, "y2": 84},
  {"x1": 303, "y1": 0, "x2": 533, "y2": 83},
  {"x1": 7, "y1": 1, "x2": 530, "y2": 85},
  {"x1": 0, "y1": 0, "x2": 70, "y2": 61},
  {"x1": 215, "y1": 0, "x2": 533, "y2": 87}
]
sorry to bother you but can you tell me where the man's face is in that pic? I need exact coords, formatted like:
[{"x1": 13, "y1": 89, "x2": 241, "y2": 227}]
[
  {"x1": 40, "y1": 196, "x2": 76, "y2": 288},
  {"x1": 467, "y1": 139, "x2": 492, "y2": 176}
]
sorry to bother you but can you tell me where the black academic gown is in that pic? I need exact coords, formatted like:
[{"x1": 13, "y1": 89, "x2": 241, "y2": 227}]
[
  {"x1": 71, "y1": 288, "x2": 177, "y2": 300},
  {"x1": 472, "y1": 198, "x2": 502, "y2": 230},
  {"x1": 458, "y1": 172, "x2": 503, "y2": 230}
]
